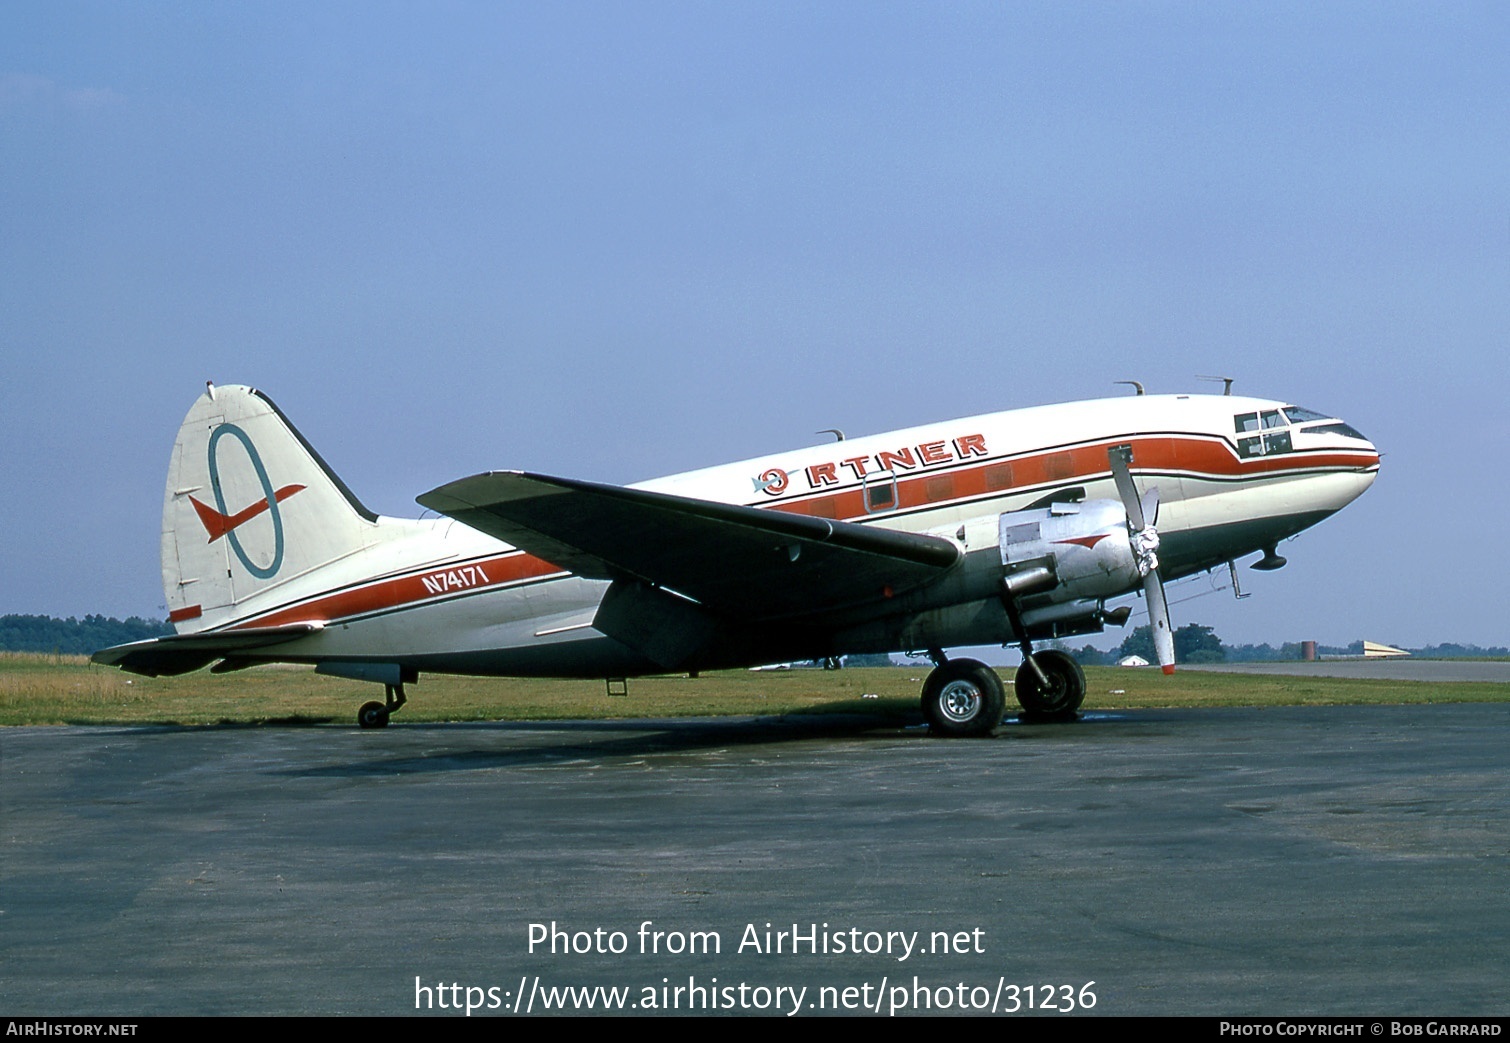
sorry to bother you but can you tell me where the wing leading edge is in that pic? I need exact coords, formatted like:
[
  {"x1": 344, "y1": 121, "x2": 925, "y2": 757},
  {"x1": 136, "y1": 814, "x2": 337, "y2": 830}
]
[{"x1": 418, "y1": 471, "x2": 961, "y2": 621}]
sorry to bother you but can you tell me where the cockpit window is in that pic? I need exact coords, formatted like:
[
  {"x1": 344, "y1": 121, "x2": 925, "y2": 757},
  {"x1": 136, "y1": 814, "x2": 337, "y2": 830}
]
[
  {"x1": 1235, "y1": 410, "x2": 1293, "y2": 458},
  {"x1": 1234, "y1": 406, "x2": 1364, "y2": 456},
  {"x1": 1283, "y1": 406, "x2": 1332, "y2": 424},
  {"x1": 1235, "y1": 409, "x2": 1287, "y2": 432},
  {"x1": 1304, "y1": 422, "x2": 1366, "y2": 440}
]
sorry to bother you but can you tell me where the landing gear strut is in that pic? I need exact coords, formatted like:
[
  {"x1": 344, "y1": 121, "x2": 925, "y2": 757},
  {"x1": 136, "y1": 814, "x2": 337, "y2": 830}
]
[
  {"x1": 999, "y1": 576, "x2": 1086, "y2": 722},
  {"x1": 357, "y1": 682, "x2": 407, "y2": 729}
]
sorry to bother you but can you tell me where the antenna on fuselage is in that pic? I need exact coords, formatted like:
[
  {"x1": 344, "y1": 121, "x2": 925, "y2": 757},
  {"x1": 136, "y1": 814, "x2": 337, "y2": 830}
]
[
  {"x1": 1114, "y1": 381, "x2": 1145, "y2": 396},
  {"x1": 1197, "y1": 375, "x2": 1235, "y2": 395},
  {"x1": 818, "y1": 428, "x2": 846, "y2": 442}
]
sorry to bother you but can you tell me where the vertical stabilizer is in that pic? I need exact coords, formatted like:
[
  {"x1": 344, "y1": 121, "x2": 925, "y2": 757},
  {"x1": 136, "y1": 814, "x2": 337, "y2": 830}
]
[{"x1": 163, "y1": 384, "x2": 379, "y2": 632}]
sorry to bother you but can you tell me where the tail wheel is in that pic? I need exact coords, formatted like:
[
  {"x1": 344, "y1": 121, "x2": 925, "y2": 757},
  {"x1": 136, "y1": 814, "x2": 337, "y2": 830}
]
[
  {"x1": 921, "y1": 659, "x2": 1006, "y2": 737},
  {"x1": 1014, "y1": 649, "x2": 1085, "y2": 721},
  {"x1": 357, "y1": 701, "x2": 390, "y2": 729},
  {"x1": 356, "y1": 681, "x2": 406, "y2": 729}
]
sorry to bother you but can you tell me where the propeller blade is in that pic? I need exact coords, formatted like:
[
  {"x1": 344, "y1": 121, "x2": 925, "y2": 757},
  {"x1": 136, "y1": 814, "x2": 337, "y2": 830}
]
[
  {"x1": 1144, "y1": 571, "x2": 1175, "y2": 674},
  {"x1": 1112, "y1": 444, "x2": 1175, "y2": 674},
  {"x1": 1140, "y1": 486, "x2": 1160, "y2": 530},
  {"x1": 1108, "y1": 445, "x2": 1145, "y2": 530}
]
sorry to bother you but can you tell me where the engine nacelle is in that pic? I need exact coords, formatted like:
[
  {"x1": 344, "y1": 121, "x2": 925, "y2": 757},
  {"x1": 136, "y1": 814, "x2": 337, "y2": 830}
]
[{"x1": 998, "y1": 499, "x2": 1142, "y2": 604}]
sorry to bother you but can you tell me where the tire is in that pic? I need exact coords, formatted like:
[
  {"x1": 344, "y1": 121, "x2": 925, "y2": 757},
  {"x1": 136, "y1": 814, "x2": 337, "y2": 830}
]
[
  {"x1": 921, "y1": 659, "x2": 1006, "y2": 737},
  {"x1": 1013, "y1": 649, "x2": 1086, "y2": 720},
  {"x1": 357, "y1": 701, "x2": 390, "y2": 729}
]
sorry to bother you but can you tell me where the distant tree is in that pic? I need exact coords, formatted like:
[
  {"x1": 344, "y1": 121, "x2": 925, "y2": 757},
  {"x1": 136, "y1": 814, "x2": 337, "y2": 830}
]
[
  {"x1": 1410, "y1": 642, "x2": 1509, "y2": 658},
  {"x1": 1175, "y1": 624, "x2": 1225, "y2": 664},
  {"x1": 1116, "y1": 623, "x2": 1225, "y2": 664},
  {"x1": 1117, "y1": 626, "x2": 1156, "y2": 662},
  {"x1": 1066, "y1": 644, "x2": 1114, "y2": 666},
  {"x1": 1224, "y1": 642, "x2": 1306, "y2": 662}
]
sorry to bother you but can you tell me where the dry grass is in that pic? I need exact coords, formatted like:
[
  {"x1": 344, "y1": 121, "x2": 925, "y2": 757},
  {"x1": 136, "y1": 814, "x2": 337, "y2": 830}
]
[{"x1": 2, "y1": 652, "x2": 1507, "y2": 727}]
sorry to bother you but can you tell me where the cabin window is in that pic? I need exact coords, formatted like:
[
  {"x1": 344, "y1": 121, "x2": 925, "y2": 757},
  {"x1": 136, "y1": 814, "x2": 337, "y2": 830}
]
[
  {"x1": 926, "y1": 476, "x2": 954, "y2": 502},
  {"x1": 864, "y1": 471, "x2": 898, "y2": 513},
  {"x1": 983, "y1": 463, "x2": 1013, "y2": 490}
]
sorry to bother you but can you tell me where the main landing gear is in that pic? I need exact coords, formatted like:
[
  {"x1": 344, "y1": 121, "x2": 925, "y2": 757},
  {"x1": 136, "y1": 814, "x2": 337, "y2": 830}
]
[
  {"x1": 918, "y1": 648, "x2": 1087, "y2": 737},
  {"x1": 997, "y1": 569, "x2": 1088, "y2": 723},
  {"x1": 919, "y1": 573, "x2": 1091, "y2": 736},
  {"x1": 357, "y1": 682, "x2": 407, "y2": 729},
  {"x1": 920, "y1": 654, "x2": 1006, "y2": 738}
]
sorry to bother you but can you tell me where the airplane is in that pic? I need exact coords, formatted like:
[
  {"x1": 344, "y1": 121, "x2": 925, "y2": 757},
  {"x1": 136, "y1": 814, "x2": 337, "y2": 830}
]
[{"x1": 93, "y1": 382, "x2": 1379, "y2": 736}]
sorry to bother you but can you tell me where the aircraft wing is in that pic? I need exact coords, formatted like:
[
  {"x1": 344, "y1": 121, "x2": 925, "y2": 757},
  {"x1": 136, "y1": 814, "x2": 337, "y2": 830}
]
[{"x1": 418, "y1": 472, "x2": 961, "y2": 620}]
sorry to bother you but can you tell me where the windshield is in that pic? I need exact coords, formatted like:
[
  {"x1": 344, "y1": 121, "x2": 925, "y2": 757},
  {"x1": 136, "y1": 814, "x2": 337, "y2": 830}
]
[{"x1": 1282, "y1": 405, "x2": 1332, "y2": 424}]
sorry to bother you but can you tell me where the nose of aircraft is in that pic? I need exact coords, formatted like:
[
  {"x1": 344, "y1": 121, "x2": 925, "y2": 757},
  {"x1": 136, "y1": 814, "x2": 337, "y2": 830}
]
[
  {"x1": 1281, "y1": 407, "x2": 1379, "y2": 509},
  {"x1": 1328, "y1": 415, "x2": 1380, "y2": 498},
  {"x1": 1348, "y1": 422, "x2": 1380, "y2": 473},
  {"x1": 1309, "y1": 415, "x2": 1379, "y2": 469}
]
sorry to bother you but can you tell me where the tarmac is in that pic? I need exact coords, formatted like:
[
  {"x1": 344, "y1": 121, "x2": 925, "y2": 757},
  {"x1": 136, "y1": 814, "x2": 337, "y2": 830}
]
[{"x1": 3, "y1": 700, "x2": 1508, "y2": 1017}]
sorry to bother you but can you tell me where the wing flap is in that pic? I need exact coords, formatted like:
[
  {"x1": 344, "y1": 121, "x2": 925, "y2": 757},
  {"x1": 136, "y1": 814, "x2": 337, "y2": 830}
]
[{"x1": 418, "y1": 472, "x2": 960, "y2": 620}]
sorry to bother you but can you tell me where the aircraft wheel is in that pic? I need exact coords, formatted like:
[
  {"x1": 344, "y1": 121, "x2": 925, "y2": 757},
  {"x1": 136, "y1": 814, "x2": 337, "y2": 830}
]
[
  {"x1": 921, "y1": 659, "x2": 1005, "y2": 737},
  {"x1": 1014, "y1": 649, "x2": 1085, "y2": 721},
  {"x1": 357, "y1": 701, "x2": 390, "y2": 729}
]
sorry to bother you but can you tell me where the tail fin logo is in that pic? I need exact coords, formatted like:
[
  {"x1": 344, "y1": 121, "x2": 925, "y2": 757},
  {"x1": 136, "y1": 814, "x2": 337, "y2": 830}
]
[{"x1": 193, "y1": 423, "x2": 304, "y2": 579}]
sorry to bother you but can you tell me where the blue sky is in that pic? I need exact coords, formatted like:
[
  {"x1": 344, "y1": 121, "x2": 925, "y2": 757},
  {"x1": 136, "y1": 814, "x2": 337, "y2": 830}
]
[{"x1": 2, "y1": 2, "x2": 1506, "y2": 649}]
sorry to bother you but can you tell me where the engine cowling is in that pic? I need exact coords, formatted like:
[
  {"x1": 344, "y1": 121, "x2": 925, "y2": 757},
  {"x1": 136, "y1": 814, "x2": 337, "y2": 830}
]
[{"x1": 998, "y1": 499, "x2": 1144, "y2": 604}]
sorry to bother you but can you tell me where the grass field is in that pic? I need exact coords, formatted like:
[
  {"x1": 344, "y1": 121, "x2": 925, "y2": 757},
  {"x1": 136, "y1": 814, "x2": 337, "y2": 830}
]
[{"x1": 3, "y1": 651, "x2": 1508, "y2": 727}]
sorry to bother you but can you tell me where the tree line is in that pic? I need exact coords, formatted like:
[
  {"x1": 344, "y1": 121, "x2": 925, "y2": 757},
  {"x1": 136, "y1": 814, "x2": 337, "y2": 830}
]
[
  {"x1": 1061, "y1": 625, "x2": 1508, "y2": 666},
  {"x1": 0, "y1": 615, "x2": 172, "y2": 655}
]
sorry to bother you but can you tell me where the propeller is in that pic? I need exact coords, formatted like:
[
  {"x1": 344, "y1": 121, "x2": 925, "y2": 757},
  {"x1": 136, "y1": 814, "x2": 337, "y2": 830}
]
[{"x1": 1108, "y1": 446, "x2": 1175, "y2": 674}]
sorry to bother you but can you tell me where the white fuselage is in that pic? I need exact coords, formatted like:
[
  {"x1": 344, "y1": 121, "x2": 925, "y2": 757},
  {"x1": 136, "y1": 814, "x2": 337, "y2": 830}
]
[{"x1": 205, "y1": 393, "x2": 1379, "y2": 677}]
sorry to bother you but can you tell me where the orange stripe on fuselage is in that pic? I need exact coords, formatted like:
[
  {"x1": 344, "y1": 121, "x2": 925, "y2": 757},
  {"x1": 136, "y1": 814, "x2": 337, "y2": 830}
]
[
  {"x1": 228, "y1": 551, "x2": 568, "y2": 630},
  {"x1": 767, "y1": 434, "x2": 1376, "y2": 521}
]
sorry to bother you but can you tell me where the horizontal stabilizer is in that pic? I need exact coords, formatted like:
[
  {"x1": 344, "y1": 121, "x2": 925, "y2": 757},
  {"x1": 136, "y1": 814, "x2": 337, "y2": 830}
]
[
  {"x1": 91, "y1": 623, "x2": 324, "y2": 677},
  {"x1": 418, "y1": 472, "x2": 960, "y2": 621}
]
